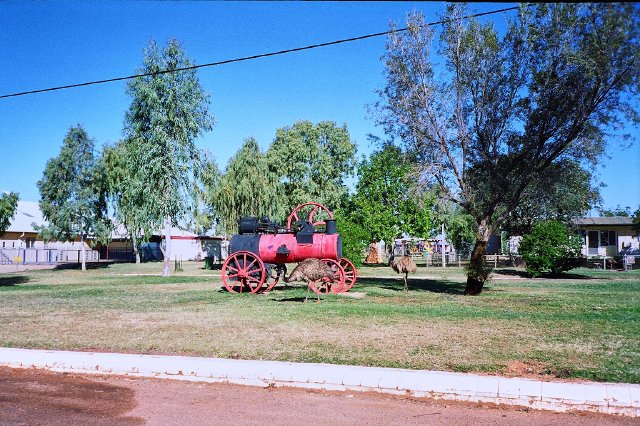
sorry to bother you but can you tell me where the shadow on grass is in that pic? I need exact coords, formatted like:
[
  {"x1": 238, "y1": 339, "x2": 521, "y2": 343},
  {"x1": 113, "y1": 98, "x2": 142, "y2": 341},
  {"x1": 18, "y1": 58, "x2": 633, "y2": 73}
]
[
  {"x1": 276, "y1": 297, "x2": 308, "y2": 303},
  {"x1": 53, "y1": 261, "x2": 116, "y2": 271},
  {"x1": 496, "y1": 269, "x2": 593, "y2": 280},
  {"x1": 0, "y1": 275, "x2": 30, "y2": 286},
  {"x1": 356, "y1": 277, "x2": 466, "y2": 295}
]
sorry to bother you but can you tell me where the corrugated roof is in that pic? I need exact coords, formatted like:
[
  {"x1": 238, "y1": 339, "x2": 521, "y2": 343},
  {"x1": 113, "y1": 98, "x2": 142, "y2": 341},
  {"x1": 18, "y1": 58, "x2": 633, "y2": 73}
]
[
  {"x1": 573, "y1": 216, "x2": 634, "y2": 226},
  {"x1": 6, "y1": 201, "x2": 47, "y2": 233}
]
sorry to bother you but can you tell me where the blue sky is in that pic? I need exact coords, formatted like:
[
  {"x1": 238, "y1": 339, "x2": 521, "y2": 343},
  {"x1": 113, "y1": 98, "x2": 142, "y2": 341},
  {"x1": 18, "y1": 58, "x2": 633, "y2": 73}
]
[{"x1": 1, "y1": 2, "x2": 638, "y2": 214}]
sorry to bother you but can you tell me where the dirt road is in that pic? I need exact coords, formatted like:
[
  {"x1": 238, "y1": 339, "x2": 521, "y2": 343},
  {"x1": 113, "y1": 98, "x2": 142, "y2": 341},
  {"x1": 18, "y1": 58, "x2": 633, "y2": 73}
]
[{"x1": 0, "y1": 367, "x2": 635, "y2": 425}]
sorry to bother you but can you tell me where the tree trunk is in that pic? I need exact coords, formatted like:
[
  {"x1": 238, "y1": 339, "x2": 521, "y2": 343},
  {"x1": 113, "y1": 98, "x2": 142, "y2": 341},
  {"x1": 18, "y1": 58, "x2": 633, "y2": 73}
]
[
  {"x1": 162, "y1": 216, "x2": 171, "y2": 277},
  {"x1": 80, "y1": 233, "x2": 87, "y2": 272},
  {"x1": 464, "y1": 219, "x2": 492, "y2": 295},
  {"x1": 132, "y1": 234, "x2": 141, "y2": 264},
  {"x1": 465, "y1": 239, "x2": 488, "y2": 295}
]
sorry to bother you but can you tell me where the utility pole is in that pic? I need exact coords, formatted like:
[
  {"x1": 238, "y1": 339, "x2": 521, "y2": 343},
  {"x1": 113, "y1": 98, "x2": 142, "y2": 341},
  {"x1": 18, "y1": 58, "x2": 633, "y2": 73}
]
[{"x1": 441, "y1": 223, "x2": 446, "y2": 268}]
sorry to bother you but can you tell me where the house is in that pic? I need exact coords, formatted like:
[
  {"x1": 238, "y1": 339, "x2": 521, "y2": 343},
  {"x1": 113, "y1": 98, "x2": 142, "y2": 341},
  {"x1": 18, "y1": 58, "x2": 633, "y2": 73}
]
[
  {"x1": 1, "y1": 200, "x2": 48, "y2": 249},
  {"x1": 0, "y1": 200, "x2": 97, "y2": 264},
  {"x1": 574, "y1": 216, "x2": 639, "y2": 257}
]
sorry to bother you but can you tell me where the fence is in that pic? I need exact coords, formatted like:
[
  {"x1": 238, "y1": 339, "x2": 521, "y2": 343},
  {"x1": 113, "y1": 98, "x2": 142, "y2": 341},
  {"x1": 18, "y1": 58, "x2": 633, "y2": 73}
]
[
  {"x1": 99, "y1": 247, "x2": 163, "y2": 262},
  {"x1": 0, "y1": 248, "x2": 99, "y2": 265}
]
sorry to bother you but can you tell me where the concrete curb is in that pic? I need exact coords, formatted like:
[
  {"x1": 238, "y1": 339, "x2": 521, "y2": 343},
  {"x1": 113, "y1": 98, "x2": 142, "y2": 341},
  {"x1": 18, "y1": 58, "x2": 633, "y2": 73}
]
[{"x1": 0, "y1": 348, "x2": 637, "y2": 417}]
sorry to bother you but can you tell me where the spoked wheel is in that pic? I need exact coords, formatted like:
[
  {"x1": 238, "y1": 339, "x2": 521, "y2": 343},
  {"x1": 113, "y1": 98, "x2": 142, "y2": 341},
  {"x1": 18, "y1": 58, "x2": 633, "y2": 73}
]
[
  {"x1": 221, "y1": 251, "x2": 266, "y2": 294},
  {"x1": 338, "y1": 257, "x2": 357, "y2": 292},
  {"x1": 309, "y1": 258, "x2": 346, "y2": 295},
  {"x1": 262, "y1": 264, "x2": 287, "y2": 293},
  {"x1": 286, "y1": 202, "x2": 334, "y2": 231}
]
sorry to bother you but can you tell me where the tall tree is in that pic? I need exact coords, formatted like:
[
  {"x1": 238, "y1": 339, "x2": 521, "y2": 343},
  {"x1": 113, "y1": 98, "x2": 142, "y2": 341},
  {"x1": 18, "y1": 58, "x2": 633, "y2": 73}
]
[
  {"x1": 266, "y1": 120, "x2": 357, "y2": 215},
  {"x1": 212, "y1": 138, "x2": 280, "y2": 235},
  {"x1": 37, "y1": 126, "x2": 109, "y2": 271},
  {"x1": 375, "y1": 4, "x2": 640, "y2": 294},
  {"x1": 346, "y1": 144, "x2": 434, "y2": 247},
  {"x1": 124, "y1": 39, "x2": 213, "y2": 276},
  {"x1": 0, "y1": 192, "x2": 19, "y2": 234}
]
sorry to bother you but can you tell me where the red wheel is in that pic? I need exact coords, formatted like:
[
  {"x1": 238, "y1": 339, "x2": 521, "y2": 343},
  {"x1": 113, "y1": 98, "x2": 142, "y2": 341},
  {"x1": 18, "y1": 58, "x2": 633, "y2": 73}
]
[
  {"x1": 338, "y1": 258, "x2": 357, "y2": 292},
  {"x1": 309, "y1": 258, "x2": 346, "y2": 295},
  {"x1": 221, "y1": 251, "x2": 266, "y2": 294},
  {"x1": 286, "y1": 202, "x2": 334, "y2": 231}
]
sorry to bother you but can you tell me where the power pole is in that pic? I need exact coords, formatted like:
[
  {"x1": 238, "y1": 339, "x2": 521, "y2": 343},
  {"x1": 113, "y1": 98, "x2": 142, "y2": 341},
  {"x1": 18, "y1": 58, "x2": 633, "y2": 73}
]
[{"x1": 442, "y1": 223, "x2": 446, "y2": 268}]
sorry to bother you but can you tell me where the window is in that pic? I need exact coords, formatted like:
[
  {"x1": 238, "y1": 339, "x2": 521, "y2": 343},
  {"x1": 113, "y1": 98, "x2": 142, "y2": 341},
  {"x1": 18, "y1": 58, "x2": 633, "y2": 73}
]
[{"x1": 599, "y1": 230, "x2": 616, "y2": 247}]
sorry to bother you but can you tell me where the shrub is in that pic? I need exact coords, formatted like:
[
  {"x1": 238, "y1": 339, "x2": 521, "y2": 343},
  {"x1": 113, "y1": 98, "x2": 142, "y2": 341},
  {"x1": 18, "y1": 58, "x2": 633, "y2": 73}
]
[
  {"x1": 519, "y1": 221, "x2": 583, "y2": 277},
  {"x1": 334, "y1": 211, "x2": 368, "y2": 267}
]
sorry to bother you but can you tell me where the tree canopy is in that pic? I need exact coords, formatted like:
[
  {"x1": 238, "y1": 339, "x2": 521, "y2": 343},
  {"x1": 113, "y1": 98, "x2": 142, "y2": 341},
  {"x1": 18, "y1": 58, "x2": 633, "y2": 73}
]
[
  {"x1": 123, "y1": 39, "x2": 213, "y2": 275},
  {"x1": 376, "y1": 3, "x2": 640, "y2": 294},
  {"x1": 266, "y1": 120, "x2": 357, "y2": 216},
  {"x1": 212, "y1": 138, "x2": 280, "y2": 235},
  {"x1": 36, "y1": 126, "x2": 109, "y2": 271},
  {"x1": 345, "y1": 144, "x2": 434, "y2": 247},
  {"x1": 0, "y1": 192, "x2": 19, "y2": 234},
  {"x1": 503, "y1": 160, "x2": 601, "y2": 235}
]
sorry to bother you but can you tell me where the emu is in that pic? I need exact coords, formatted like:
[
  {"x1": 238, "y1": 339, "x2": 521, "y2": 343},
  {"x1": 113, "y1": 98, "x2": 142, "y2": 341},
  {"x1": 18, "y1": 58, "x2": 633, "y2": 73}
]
[
  {"x1": 389, "y1": 254, "x2": 418, "y2": 292},
  {"x1": 284, "y1": 258, "x2": 335, "y2": 302}
]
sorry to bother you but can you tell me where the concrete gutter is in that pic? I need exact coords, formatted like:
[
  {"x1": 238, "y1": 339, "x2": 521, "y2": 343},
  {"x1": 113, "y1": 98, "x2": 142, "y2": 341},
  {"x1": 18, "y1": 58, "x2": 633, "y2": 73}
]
[{"x1": 0, "y1": 347, "x2": 637, "y2": 417}]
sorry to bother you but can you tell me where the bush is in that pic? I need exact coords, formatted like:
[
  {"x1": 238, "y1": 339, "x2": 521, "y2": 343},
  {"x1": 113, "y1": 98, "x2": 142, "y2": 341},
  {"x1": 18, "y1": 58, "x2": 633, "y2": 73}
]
[
  {"x1": 519, "y1": 221, "x2": 583, "y2": 277},
  {"x1": 335, "y1": 211, "x2": 368, "y2": 267}
]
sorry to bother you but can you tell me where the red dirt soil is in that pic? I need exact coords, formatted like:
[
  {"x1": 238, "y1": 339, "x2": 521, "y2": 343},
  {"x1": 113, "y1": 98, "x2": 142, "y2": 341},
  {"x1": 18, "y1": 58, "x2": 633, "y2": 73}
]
[{"x1": 0, "y1": 367, "x2": 636, "y2": 426}]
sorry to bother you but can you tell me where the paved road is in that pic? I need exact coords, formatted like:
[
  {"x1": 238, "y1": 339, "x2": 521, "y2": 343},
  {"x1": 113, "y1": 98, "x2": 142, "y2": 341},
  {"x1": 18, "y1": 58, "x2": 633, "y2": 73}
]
[{"x1": 0, "y1": 367, "x2": 635, "y2": 426}]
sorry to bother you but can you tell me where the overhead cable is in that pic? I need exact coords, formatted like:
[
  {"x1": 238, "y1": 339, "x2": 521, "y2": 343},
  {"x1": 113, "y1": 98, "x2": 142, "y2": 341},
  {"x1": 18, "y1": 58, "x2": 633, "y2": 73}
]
[{"x1": 0, "y1": 6, "x2": 519, "y2": 99}]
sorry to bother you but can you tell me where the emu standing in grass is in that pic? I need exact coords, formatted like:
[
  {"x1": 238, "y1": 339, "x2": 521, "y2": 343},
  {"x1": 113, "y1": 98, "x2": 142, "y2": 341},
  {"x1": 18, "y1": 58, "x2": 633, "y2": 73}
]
[
  {"x1": 389, "y1": 254, "x2": 418, "y2": 292},
  {"x1": 284, "y1": 258, "x2": 335, "y2": 302}
]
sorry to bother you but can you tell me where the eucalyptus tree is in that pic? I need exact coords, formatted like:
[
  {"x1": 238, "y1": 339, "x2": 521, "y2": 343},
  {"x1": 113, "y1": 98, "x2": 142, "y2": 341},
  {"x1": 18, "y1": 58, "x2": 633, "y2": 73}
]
[
  {"x1": 266, "y1": 120, "x2": 357, "y2": 214},
  {"x1": 212, "y1": 138, "x2": 280, "y2": 235},
  {"x1": 347, "y1": 144, "x2": 434, "y2": 247},
  {"x1": 37, "y1": 126, "x2": 110, "y2": 271},
  {"x1": 0, "y1": 192, "x2": 19, "y2": 234},
  {"x1": 375, "y1": 3, "x2": 640, "y2": 294},
  {"x1": 124, "y1": 39, "x2": 213, "y2": 276}
]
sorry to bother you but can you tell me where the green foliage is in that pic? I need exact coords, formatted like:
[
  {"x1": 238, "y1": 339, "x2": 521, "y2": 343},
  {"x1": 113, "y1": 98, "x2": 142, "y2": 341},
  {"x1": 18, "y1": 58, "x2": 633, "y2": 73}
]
[
  {"x1": 598, "y1": 205, "x2": 631, "y2": 217},
  {"x1": 212, "y1": 138, "x2": 280, "y2": 235},
  {"x1": 334, "y1": 208, "x2": 368, "y2": 267},
  {"x1": 435, "y1": 204, "x2": 476, "y2": 257},
  {"x1": 0, "y1": 192, "x2": 19, "y2": 234},
  {"x1": 266, "y1": 120, "x2": 357, "y2": 216},
  {"x1": 519, "y1": 221, "x2": 583, "y2": 277},
  {"x1": 37, "y1": 126, "x2": 110, "y2": 270},
  {"x1": 345, "y1": 144, "x2": 434, "y2": 247},
  {"x1": 123, "y1": 38, "x2": 213, "y2": 233},
  {"x1": 376, "y1": 4, "x2": 640, "y2": 293},
  {"x1": 191, "y1": 153, "x2": 221, "y2": 235},
  {"x1": 504, "y1": 160, "x2": 601, "y2": 235},
  {"x1": 122, "y1": 39, "x2": 213, "y2": 273}
]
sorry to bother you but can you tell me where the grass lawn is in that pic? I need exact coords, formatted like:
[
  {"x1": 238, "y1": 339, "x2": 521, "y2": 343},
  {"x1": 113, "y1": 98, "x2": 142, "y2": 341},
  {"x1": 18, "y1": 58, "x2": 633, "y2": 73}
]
[{"x1": 0, "y1": 261, "x2": 638, "y2": 383}]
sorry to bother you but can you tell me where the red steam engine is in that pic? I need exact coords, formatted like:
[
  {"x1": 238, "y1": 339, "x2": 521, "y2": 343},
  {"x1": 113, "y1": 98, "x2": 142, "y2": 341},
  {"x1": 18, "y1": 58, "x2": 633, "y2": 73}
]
[{"x1": 221, "y1": 202, "x2": 357, "y2": 295}]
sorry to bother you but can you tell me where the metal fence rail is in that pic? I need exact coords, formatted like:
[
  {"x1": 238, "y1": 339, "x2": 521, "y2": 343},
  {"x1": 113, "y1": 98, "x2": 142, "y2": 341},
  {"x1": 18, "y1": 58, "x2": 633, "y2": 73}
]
[{"x1": 0, "y1": 248, "x2": 99, "y2": 265}]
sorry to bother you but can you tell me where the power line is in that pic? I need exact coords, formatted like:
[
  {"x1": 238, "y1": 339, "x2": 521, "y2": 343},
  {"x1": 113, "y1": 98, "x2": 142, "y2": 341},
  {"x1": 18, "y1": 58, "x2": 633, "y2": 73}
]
[{"x1": 0, "y1": 6, "x2": 519, "y2": 100}]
